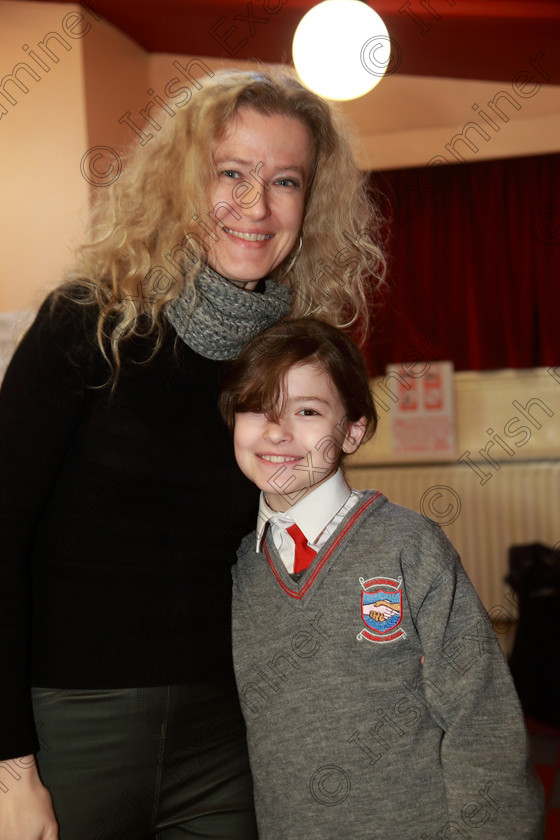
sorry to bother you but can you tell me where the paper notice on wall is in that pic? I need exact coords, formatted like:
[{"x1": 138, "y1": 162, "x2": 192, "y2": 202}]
[{"x1": 387, "y1": 361, "x2": 456, "y2": 459}]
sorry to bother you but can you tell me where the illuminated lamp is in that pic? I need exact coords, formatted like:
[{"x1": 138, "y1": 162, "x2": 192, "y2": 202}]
[{"x1": 292, "y1": 0, "x2": 391, "y2": 101}]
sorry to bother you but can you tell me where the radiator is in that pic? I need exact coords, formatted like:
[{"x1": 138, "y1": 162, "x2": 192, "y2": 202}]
[{"x1": 347, "y1": 460, "x2": 560, "y2": 613}]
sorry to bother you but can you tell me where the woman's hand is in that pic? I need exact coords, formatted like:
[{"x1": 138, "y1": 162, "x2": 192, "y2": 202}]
[{"x1": 0, "y1": 755, "x2": 58, "y2": 840}]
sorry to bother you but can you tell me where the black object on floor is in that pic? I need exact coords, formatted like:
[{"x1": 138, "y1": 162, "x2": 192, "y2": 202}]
[{"x1": 506, "y1": 542, "x2": 560, "y2": 728}]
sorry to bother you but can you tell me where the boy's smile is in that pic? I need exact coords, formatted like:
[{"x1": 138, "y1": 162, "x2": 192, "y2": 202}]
[
  {"x1": 258, "y1": 454, "x2": 301, "y2": 463},
  {"x1": 233, "y1": 362, "x2": 367, "y2": 512}
]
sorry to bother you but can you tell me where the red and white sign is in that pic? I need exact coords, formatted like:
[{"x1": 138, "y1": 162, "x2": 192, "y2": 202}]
[{"x1": 387, "y1": 361, "x2": 456, "y2": 459}]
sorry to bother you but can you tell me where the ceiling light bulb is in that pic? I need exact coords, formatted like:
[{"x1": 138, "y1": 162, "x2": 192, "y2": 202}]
[{"x1": 292, "y1": 0, "x2": 391, "y2": 101}]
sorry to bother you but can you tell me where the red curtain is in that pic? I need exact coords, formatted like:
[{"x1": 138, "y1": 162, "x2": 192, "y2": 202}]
[{"x1": 363, "y1": 153, "x2": 560, "y2": 375}]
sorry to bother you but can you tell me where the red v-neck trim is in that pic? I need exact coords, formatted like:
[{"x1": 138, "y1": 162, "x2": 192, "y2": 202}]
[{"x1": 263, "y1": 491, "x2": 383, "y2": 600}]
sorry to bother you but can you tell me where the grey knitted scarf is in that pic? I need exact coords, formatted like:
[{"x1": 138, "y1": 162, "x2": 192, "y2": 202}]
[{"x1": 165, "y1": 264, "x2": 292, "y2": 360}]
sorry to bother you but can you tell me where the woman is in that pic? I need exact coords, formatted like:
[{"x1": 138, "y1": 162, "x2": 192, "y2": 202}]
[{"x1": 0, "y1": 68, "x2": 385, "y2": 839}]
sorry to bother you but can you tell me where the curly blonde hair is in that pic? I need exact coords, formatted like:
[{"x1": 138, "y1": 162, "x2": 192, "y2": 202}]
[{"x1": 59, "y1": 66, "x2": 386, "y2": 375}]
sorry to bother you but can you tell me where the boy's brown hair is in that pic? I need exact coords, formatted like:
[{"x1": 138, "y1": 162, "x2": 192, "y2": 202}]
[{"x1": 219, "y1": 318, "x2": 378, "y2": 447}]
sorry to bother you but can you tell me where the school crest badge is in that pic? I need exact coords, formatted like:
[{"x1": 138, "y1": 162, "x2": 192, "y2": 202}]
[{"x1": 357, "y1": 576, "x2": 406, "y2": 644}]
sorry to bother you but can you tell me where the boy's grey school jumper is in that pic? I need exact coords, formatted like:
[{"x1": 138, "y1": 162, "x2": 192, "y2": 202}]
[{"x1": 232, "y1": 490, "x2": 545, "y2": 840}]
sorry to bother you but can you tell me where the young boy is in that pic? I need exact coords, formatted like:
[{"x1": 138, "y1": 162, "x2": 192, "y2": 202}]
[{"x1": 219, "y1": 318, "x2": 545, "y2": 840}]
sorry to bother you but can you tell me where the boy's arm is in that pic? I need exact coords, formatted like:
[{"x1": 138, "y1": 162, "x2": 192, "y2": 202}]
[{"x1": 410, "y1": 520, "x2": 545, "y2": 840}]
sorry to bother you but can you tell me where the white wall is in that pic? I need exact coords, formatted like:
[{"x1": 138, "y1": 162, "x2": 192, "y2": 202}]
[{"x1": 352, "y1": 366, "x2": 560, "y2": 467}]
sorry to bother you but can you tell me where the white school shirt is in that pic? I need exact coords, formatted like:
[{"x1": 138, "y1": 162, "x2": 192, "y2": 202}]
[{"x1": 255, "y1": 469, "x2": 364, "y2": 574}]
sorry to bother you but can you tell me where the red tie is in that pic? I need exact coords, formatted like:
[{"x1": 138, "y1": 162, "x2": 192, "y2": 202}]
[{"x1": 287, "y1": 523, "x2": 317, "y2": 574}]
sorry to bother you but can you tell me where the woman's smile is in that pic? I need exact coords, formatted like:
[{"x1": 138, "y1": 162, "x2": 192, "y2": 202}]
[{"x1": 217, "y1": 224, "x2": 274, "y2": 243}]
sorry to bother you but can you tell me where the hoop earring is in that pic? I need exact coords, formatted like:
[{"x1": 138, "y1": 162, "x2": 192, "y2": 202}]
[{"x1": 278, "y1": 234, "x2": 303, "y2": 281}]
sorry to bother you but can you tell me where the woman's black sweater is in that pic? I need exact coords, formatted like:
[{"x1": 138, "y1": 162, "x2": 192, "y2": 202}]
[{"x1": 0, "y1": 294, "x2": 258, "y2": 759}]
